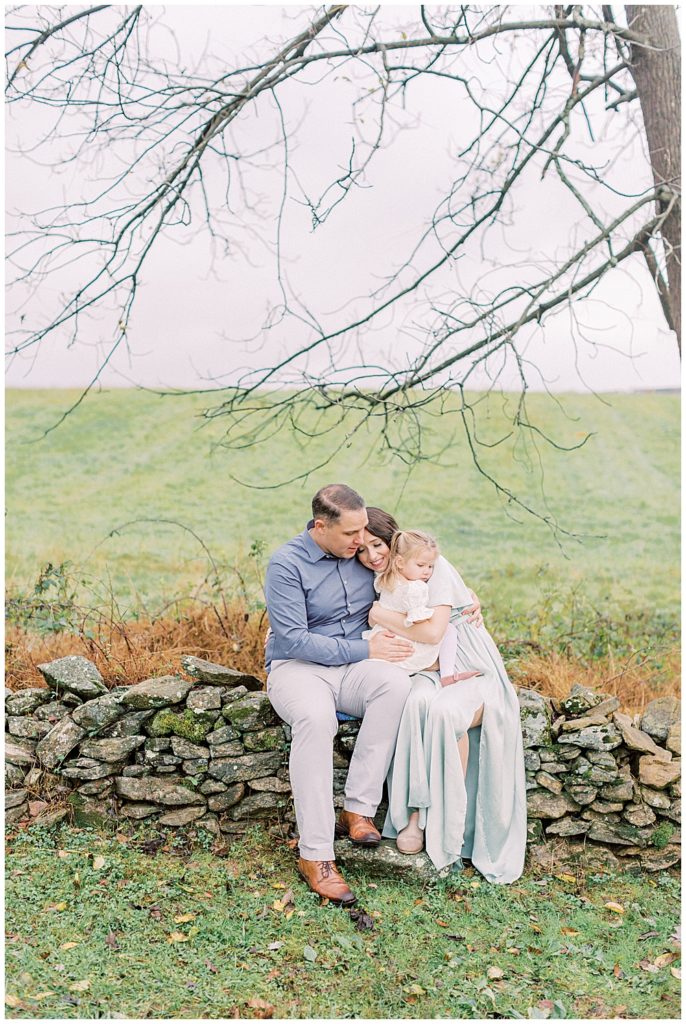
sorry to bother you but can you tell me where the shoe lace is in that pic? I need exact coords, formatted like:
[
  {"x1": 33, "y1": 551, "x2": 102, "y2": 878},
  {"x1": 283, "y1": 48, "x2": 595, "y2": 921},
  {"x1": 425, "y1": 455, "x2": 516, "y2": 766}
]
[{"x1": 320, "y1": 860, "x2": 335, "y2": 879}]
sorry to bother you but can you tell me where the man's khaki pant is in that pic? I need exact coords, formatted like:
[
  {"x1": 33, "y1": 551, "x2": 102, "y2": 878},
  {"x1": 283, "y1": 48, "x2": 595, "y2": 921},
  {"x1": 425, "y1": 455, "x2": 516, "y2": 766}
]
[{"x1": 267, "y1": 659, "x2": 412, "y2": 861}]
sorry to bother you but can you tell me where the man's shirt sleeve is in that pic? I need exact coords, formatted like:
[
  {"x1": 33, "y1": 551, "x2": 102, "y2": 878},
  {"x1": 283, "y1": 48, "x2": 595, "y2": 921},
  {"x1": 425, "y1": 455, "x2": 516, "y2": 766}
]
[{"x1": 265, "y1": 557, "x2": 369, "y2": 666}]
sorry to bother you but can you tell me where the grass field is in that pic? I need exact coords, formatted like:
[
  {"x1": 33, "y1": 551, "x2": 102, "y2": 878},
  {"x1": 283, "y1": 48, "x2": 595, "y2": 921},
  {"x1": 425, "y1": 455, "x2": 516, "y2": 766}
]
[
  {"x1": 4, "y1": 823, "x2": 681, "y2": 1020},
  {"x1": 5, "y1": 388, "x2": 679, "y2": 633}
]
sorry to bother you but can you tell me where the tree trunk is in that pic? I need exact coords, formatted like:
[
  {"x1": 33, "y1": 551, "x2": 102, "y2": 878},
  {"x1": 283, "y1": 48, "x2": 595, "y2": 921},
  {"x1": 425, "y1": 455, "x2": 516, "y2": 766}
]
[{"x1": 625, "y1": 5, "x2": 681, "y2": 352}]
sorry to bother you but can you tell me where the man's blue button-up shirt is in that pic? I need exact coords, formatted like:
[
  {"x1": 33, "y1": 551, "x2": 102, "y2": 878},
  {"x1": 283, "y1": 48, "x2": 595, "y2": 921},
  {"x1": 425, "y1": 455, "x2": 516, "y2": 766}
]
[{"x1": 265, "y1": 528, "x2": 375, "y2": 671}]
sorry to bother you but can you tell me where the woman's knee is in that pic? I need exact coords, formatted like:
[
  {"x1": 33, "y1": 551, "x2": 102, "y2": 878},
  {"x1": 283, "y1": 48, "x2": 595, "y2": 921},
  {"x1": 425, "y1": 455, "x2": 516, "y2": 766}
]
[{"x1": 428, "y1": 690, "x2": 471, "y2": 734}]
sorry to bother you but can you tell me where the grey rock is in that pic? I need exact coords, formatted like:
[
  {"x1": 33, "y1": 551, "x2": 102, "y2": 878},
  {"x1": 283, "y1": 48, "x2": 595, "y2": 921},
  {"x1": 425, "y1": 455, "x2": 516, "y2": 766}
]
[
  {"x1": 248, "y1": 776, "x2": 292, "y2": 794},
  {"x1": 207, "y1": 725, "x2": 238, "y2": 746},
  {"x1": 339, "y1": 736, "x2": 357, "y2": 753},
  {"x1": 587, "y1": 750, "x2": 619, "y2": 768},
  {"x1": 558, "y1": 723, "x2": 621, "y2": 752},
  {"x1": 35, "y1": 718, "x2": 86, "y2": 769},
  {"x1": 5, "y1": 763, "x2": 27, "y2": 787},
  {"x1": 68, "y1": 792, "x2": 116, "y2": 828},
  {"x1": 182, "y1": 759, "x2": 209, "y2": 775},
  {"x1": 31, "y1": 808, "x2": 70, "y2": 829},
  {"x1": 587, "y1": 798, "x2": 625, "y2": 814},
  {"x1": 545, "y1": 817, "x2": 590, "y2": 837},
  {"x1": 7, "y1": 716, "x2": 52, "y2": 740},
  {"x1": 208, "y1": 751, "x2": 282, "y2": 784},
  {"x1": 222, "y1": 686, "x2": 249, "y2": 704},
  {"x1": 640, "y1": 785, "x2": 672, "y2": 809},
  {"x1": 181, "y1": 656, "x2": 263, "y2": 691},
  {"x1": 210, "y1": 741, "x2": 245, "y2": 758},
  {"x1": 121, "y1": 803, "x2": 160, "y2": 819},
  {"x1": 34, "y1": 701, "x2": 72, "y2": 723},
  {"x1": 122, "y1": 765, "x2": 151, "y2": 777},
  {"x1": 334, "y1": 837, "x2": 451, "y2": 881},
  {"x1": 105, "y1": 710, "x2": 155, "y2": 736},
  {"x1": 5, "y1": 802, "x2": 29, "y2": 824},
  {"x1": 332, "y1": 749, "x2": 349, "y2": 768},
  {"x1": 623, "y1": 803, "x2": 656, "y2": 827},
  {"x1": 560, "y1": 713, "x2": 612, "y2": 732},
  {"x1": 186, "y1": 686, "x2": 223, "y2": 711},
  {"x1": 72, "y1": 695, "x2": 125, "y2": 732},
  {"x1": 524, "y1": 750, "x2": 541, "y2": 772},
  {"x1": 569, "y1": 756, "x2": 617, "y2": 785},
  {"x1": 564, "y1": 784, "x2": 600, "y2": 806},
  {"x1": 79, "y1": 736, "x2": 145, "y2": 762},
  {"x1": 559, "y1": 684, "x2": 603, "y2": 717},
  {"x1": 242, "y1": 727, "x2": 286, "y2": 753},
  {"x1": 639, "y1": 847, "x2": 681, "y2": 871},
  {"x1": 638, "y1": 756, "x2": 680, "y2": 790},
  {"x1": 526, "y1": 819, "x2": 543, "y2": 843},
  {"x1": 60, "y1": 758, "x2": 122, "y2": 781},
  {"x1": 38, "y1": 656, "x2": 106, "y2": 699},
  {"x1": 669, "y1": 779, "x2": 681, "y2": 799},
  {"x1": 526, "y1": 789, "x2": 581, "y2": 819},
  {"x1": 144, "y1": 751, "x2": 181, "y2": 767},
  {"x1": 600, "y1": 779, "x2": 635, "y2": 803},
  {"x1": 613, "y1": 712, "x2": 672, "y2": 760},
  {"x1": 640, "y1": 697, "x2": 680, "y2": 742},
  {"x1": 228, "y1": 791, "x2": 286, "y2": 820},
  {"x1": 517, "y1": 689, "x2": 552, "y2": 747},
  {"x1": 207, "y1": 784, "x2": 246, "y2": 812},
  {"x1": 589, "y1": 695, "x2": 621, "y2": 718},
  {"x1": 145, "y1": 738, "x2": 171, "y2": 752},
  {"x1": 666, "y1": 720, "x2": 681, "y2": 755},
  {"x1": 199, "y1": 779, "x2": 227, "y2": 795},
  {"x1": 194, "y1": 813, "x2": 221, "y2": 835},
  {"x1": 586, "y1": 820, "x2": 654, "y2": 847},
  {"x1": 170, "y1": 737, "x2": 210, "y2": 760},
  {"x1": 332, "y1": 769, "x2": 348, "y2": 794},
  {"x1": 6, "y1": 688, "x2": 53, "y2": 715},
  {"x1": 77, "y1": 778, "x2": 115, "y2": 796},
  {"x1": 662, "y1": 801, "x2": 681, "y2": 824},
  {"x1": 222, "y1": 692, "x2": 278, "y2": 733},
  {"x1": 525, "y1": 775, "x2": 539, "y2": 792},
  {"x1": 581, "y1": 809, "x2": 623, "y2": 823},
  {"x1": 6, "y1": 788, "x2": 28, "y2": 810},
  {"x1": 158, "y1": 805, "x2": 206, "y2": 826},
  {"x1": 154, "y1": 766, "x2": 181, "y2": 775},
  {"x1": 114, "y1": 776, "x2": 206, "y2": 806},
  {"x1": 121, "y1": 676, "x2": 193, "y2": 710},
  {"x1": 556, "y1": 744, "x2": 583, "y2": 761},
  {"x1": 535, "y1": 771, "x2": 563, "y2": 795},
  {"x1": 61, "y1": 692, "x2": 83, "y2": 707}
]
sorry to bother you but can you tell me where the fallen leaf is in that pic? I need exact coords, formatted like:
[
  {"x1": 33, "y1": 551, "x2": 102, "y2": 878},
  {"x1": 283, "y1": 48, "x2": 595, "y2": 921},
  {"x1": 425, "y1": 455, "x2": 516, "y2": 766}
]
[
  {"x1": 174, "y1": 913, "x2": 196, "y2": 924},
  {"x1": 349, "y1": 907, "x2": 375, "y2": 931},
  {"x1": 436, "y1": 919, "x2": 449, "y2": 927},
  {"x1": 271, "y1": 882, "x2": 286, "y2": 890},
  {"x1": 639, "y1": 930, "x2": 660, "y2": 940},
  {"x1": 149, "y1": 907, "x2": 163, "y2": 921},
  {"x1": 5, "y1": 995, "x2": 23, "y2": 1008},
  {"x1": 68, "y1": 980, "x2": 90, "y2": 992},
  {"x1": 530, "y1": 923, "x2": 542, "y2": 934},
  {"x1": 404, "y1": 984, "x2": 426, "y2": 996},
  {"x1": 654, "y1": 952, "x2": 678, "y2": 968},
  {"x1": 60, "y1": 942, "x2": 79, "y2": 951},
  {"x1": 303, "y1": 944, "x2": 317, "y2": 962},
  {"x1": 45, "y1": 902, "x2": 68, "y2": 912},
  {"x1": 555, "y1": 873, "x2": 576, "y2": 884},
  {"x1": 167, "y1": 931, "x2": 189, "y2": 943},
  {"x1": 670, "y1": 966, "x2": 681, "y2": 980},
  {"x1": 604, "y1": 901, "x2": 625, "y2": 914},
  {"x1": 487, "y1": 966, "x2": 504, "y2": 980},
  {"x1": 57, "y1": 850, "x2": 71, "y2": 859},
  {"x1": 105, "y1": 932, "x2": 120, "y2": 950},
  {"x1": 613, "y1": 963, "x2": 624, "y2": 979},
  {"x1": 560, "y1": 927, "x2": 579, "y2": 936},
  {"x1": 507, "y1": 946, "x2": 521, "y2": 955},
  {"x1": 92, "y1": 856, "x2": 106, "y2": 871},
  {"x1": 205, "y1": 959, "x2": 218, "y2": 974},
  {"x1": 28, "y1": 991, "x2": 57, "y2": 1000},
  {"x1": 72, "y1": 872, "x2": 81, "y2": 888},
  {"x1": 29, "y1": 800, "x2": 48, "y2": 816},
  {"x1": 268, "y1": 942, "x2": 283, "y2": 951},
  {"x1": 246, "y1": 997, "x2": 274, "y2": 1019},
  {"x1": 639, "y1": 959, "x2": 659, "y2": 974}
]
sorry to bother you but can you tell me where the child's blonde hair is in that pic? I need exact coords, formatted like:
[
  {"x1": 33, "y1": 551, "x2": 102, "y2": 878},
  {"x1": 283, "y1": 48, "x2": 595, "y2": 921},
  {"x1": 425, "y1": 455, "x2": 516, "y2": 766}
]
[{"x1": 376, "y1": 530, "x2": 439, "y2": 591}]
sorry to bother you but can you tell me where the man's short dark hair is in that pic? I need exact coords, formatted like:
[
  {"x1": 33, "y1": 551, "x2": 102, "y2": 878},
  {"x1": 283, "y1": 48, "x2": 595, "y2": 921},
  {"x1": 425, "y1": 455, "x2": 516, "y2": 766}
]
[{"x1": 312, "y1": 483, "x2": 365, "y2": 524}]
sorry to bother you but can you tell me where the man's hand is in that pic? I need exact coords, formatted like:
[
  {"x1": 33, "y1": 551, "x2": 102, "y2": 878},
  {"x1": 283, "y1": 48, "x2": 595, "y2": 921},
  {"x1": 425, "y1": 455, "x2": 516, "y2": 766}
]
[
  {"x1": 461, "y1": 589, "x2": 484, "y2": 629},
  {"x1": 368, "y1": 630, "x2": 414, "y2": 662}
]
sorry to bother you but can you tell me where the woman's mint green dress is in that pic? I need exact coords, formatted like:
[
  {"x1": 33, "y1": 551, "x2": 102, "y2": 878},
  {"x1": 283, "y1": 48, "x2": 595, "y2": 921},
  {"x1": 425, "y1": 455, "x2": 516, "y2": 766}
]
[{"x1": 382, "y1": 556, "x2": 527, "y2": 883}]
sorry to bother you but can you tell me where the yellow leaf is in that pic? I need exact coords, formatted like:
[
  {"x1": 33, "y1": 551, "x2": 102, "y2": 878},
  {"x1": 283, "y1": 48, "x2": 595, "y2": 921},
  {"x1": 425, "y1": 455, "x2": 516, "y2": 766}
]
[
  {"x1": 654, "y1": 952, "x2": 677, "y2": 968},
  {"x1": 92, "y1": 856, "x2": 106, "y2": 871},
  {"x1": 57, "y1": 850, "x2": 71, "y2": 859},
  {"x1": 60, "y1": 941, "x2": 79, "y2": 950},
  {"x1": 670, "y1": 966, "x2": 681, "y2": 980},
  {"x1": 560, "y1": 927, "x2": 579, "y2": 936},
  {"x1": 29, "y1": 992, "x2": 57, "y2": 1000},
  {"x1": 530, "y1": 923, "x2": 542, "y2": 933},
  {"x1": 470, "y1": 880, "x2": 481, "y2": 888},
  {"x1": 604, "y1": 902, "x2": 625, "y2": 914},
  {"x1": 46, "y1": 902, "x2": 68, "y2": 912},
  {"x1": 73, "y1": 872, "x2": 81, "y2": 887},
  {"x1": 284, "y1": 910, "x2": 294, "y2": 920},
  {"x1": 5, "y1": 995, "x2": 23, "y2": 1008},
  {"x1": 167, "y1": 931, "x2": 189, "y2": 943},
  {"x1": 487, "y1": 966, "x2": 504, "y2": 980},
  {"x1": 69, "y1": 980, "x2": 90, "y2": 992},
  {"x1": 404, "y1": 984, "x2": 426, "y2": 996},
  {"x1": 555, "y1": 873, "x2": 576, "y2": 884},
  {"x1": 271, "y1": 882, "x2": 286, "y2": 889},
  {"x1": 173, "y1": 913, "x2": 196, "y2": 924}
]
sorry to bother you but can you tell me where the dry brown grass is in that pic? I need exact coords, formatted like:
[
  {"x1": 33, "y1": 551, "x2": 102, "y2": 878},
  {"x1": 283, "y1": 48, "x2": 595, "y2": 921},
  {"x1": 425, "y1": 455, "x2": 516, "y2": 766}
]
[{"x1": 5, "y1": 606, "x2": 680, "y2": 715}]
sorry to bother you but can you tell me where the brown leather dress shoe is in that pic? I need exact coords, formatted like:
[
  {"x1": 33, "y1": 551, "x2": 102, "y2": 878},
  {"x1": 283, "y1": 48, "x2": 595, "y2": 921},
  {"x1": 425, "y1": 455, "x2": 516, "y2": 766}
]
[
  {"x1": 297, "y1": 857, "x2": 357, "y2": 905},
  {"x1": 335, "y1": 809, "x2": 381, "y2": 846}
]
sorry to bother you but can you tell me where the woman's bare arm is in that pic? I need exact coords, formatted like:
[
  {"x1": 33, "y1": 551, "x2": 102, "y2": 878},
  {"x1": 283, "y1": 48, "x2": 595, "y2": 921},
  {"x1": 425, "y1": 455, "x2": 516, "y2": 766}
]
[{"x1": 369, "y1": 603, "x2": 451, "y2": 645}]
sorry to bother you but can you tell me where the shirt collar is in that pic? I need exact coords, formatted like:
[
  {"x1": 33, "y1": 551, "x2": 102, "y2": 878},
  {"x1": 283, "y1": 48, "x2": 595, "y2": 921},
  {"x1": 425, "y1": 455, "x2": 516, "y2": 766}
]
[{"x1": 301, "y1": 526, "x2": 333, "y2": 562}]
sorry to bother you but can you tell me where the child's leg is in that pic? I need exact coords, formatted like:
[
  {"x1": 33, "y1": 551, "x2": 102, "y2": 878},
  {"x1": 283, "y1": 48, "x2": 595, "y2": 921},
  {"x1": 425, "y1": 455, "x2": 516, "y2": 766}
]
[{"x1": 438, "y1": 622, "x2": 459, "y2": 684}]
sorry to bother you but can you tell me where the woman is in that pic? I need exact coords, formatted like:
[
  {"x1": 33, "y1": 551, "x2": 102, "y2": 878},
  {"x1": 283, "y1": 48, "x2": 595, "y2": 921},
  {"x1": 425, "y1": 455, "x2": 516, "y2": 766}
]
[{"x1": 357, "y1": 507, "x2": 526, "y2": 884}]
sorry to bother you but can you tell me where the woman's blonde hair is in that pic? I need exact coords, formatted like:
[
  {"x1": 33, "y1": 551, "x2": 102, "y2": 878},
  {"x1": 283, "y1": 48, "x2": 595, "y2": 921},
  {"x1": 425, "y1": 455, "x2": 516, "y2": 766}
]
[{"x1": 376, "y1": 530, "x2": 439, "y2": 591}]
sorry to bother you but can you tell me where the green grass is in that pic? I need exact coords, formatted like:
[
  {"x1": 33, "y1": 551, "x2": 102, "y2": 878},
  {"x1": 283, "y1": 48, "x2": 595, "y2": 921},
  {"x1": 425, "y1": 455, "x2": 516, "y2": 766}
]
[
  {"x1": 5, "y1": 824, "x2": 681, "y2": 1019},
  {"x1": 5, "y1": 388, "x2": 679, "y2": 634}
]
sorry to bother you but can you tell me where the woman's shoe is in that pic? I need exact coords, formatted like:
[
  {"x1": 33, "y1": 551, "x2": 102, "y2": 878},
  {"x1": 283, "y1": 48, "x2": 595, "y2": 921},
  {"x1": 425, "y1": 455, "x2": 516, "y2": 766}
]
[{"x1": 396, "y1": 813, "x2": 424, "y2": 854}]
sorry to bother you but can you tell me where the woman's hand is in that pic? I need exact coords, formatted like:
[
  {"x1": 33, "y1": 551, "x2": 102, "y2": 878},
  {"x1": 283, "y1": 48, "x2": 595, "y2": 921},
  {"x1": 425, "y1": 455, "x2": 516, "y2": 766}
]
[{"x1": 461, "y1": 589, "x2": 484, "y2": 628}]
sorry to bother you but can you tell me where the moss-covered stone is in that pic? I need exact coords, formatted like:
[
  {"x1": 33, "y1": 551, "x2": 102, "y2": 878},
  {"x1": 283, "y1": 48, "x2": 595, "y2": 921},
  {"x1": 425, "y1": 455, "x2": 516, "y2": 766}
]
[
  {"x1": 68, "y1": 792, "x2": 117, "y2": 829},
  {"x1": 242, "y1": 727, "x2": 285, "y2": 752},
  {"x1": 147, "y1": 708, "x2": 215, "y2": 743},
  {"x1": 222, "y1": 693, "x2": 278, "y2": 732}
]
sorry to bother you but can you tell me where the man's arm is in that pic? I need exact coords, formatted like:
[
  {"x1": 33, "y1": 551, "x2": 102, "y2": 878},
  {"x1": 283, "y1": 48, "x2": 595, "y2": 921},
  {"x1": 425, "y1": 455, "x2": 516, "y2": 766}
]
[{"x1": 266, "y1": 559, "x2": 369, "y2": 666}]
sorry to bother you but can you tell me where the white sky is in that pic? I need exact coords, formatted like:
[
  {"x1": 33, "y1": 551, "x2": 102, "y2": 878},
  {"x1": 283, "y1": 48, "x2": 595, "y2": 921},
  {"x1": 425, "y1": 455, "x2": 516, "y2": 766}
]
[{"x1": 5, "y1": 3, "x2": 682, "y2": 392}]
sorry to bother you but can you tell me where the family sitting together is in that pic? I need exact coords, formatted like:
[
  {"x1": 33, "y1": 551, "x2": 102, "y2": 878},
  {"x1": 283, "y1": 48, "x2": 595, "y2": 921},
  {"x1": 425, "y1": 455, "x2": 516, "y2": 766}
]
[{"x1": 265, "y1": 483, "x2": 526, "y2": 906}]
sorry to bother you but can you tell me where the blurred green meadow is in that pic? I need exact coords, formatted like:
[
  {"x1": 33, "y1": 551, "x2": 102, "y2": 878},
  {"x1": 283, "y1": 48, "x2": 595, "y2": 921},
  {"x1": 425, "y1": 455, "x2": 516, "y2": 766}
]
[{"x1": 5, "y1": 388, "x2": 679, "y2": 640}]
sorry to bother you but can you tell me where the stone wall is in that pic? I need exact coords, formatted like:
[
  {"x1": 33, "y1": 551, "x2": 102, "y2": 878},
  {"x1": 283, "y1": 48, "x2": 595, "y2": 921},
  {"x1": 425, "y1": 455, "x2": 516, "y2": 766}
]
[{"x1": 4, "y1": 655, "x2": 681, "y2": 872}]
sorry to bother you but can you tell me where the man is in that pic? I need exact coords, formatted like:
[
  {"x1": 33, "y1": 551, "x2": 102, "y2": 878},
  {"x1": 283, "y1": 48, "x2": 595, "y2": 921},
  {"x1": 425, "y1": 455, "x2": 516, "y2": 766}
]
[{"x1": 265, "y1": 483, "x2": 414, "y2": 906}]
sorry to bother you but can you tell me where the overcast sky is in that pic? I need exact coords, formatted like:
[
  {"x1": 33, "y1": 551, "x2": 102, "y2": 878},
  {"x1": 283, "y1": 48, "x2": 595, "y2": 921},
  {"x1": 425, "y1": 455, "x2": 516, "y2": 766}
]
[{"x1": 5, "y1": 3, "x2": 681, "y2": 392}]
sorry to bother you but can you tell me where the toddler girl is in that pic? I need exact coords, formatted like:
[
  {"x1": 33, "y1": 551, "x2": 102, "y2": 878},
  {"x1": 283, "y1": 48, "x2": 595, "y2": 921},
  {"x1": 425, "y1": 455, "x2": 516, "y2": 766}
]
[{"x1": 363, "y1": 530, "x2": 479, "y2": 684}]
